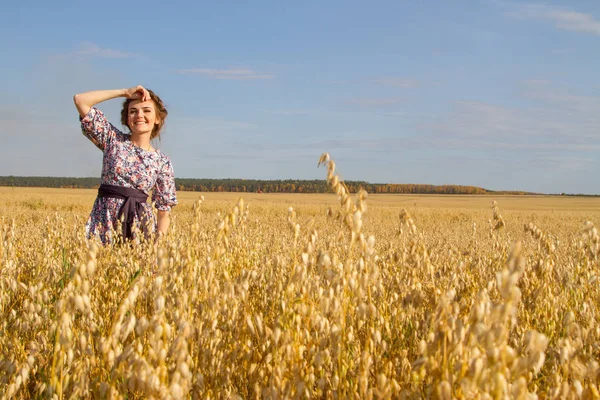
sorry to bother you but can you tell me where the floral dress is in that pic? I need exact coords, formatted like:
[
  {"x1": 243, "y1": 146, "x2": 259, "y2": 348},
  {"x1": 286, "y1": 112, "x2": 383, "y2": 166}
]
[{"x1": 80, "y1": 107, "x2": 177, "y2": 244}]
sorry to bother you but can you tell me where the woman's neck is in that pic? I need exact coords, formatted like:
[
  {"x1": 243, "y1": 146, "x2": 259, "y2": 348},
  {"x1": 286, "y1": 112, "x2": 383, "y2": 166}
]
[{"x1": 130, "y1": 133, "x2": 152, "y2": 151}]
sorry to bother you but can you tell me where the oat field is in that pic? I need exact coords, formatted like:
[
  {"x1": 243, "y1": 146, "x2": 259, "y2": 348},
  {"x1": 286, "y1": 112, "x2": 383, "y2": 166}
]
[{"x1": 1, "y1": 158, "x2": 600, "y2": 399}]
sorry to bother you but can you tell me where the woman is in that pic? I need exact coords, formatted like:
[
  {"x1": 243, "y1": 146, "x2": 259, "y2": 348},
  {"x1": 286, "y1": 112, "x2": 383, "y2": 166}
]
[{"x1": 74, "y1": 85, "x2": 177, "y2": 244}]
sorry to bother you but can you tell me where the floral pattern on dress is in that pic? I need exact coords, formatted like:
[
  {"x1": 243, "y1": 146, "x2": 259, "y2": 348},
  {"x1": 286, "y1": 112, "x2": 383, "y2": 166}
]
[{"x1": 81, "y1": 107, "x2": 177, "y2": 244}]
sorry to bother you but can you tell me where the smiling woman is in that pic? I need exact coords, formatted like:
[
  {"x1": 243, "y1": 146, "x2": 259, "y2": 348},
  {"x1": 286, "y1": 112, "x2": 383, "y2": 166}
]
[{"x1": 73, "y1": 86, "x2": 178, "y2": 245}]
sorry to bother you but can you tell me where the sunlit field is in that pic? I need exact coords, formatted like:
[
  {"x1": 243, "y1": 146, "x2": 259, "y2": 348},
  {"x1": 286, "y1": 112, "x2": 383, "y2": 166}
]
[{"x1": 1, "y1": 161, "x2": 600, "y2": 398}]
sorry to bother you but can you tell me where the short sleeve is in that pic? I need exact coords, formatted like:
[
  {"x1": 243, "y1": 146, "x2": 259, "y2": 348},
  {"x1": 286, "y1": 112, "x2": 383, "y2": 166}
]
[
  {"x1": 80, "y1": 107, "x2": 121, "y2": 151},
  {"x1": 152, "y1": 156, "x2": 178, "y2": 211}
]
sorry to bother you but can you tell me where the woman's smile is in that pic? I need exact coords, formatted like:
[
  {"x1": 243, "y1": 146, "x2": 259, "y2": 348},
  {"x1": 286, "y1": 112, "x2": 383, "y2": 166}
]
[{"x1": 128, "y1": 99, "x2": 158, "y2": 135}]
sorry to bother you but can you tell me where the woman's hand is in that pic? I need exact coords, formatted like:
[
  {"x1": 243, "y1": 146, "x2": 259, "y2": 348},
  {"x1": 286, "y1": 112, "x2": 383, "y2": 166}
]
[{"x1": 125, "y1": 85, "x2": 151, "y2": 101}]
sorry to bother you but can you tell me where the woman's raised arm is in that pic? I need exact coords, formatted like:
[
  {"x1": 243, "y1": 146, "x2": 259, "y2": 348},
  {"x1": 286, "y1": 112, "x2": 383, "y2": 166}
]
[{"x1": 73, "y1": 86, "x2": 150, "y2": 117}]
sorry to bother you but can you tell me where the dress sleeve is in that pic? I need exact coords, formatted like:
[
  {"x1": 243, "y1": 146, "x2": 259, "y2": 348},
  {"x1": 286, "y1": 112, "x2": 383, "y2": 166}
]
[
  {"x1": 80, "y1": 107, "x2": 120, "y2": 151},
  {"x1": 153, "y1": 156, "x2": 178, "y2": 211}
]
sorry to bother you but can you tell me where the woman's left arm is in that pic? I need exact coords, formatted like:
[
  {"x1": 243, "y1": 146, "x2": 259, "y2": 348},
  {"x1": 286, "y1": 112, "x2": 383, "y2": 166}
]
[
  {"x1": 157, "y1": 210, "x2": 171, "y2": 236},
  {"x1": 153, "y1": 155, "x2": 177, "y2": 238}
]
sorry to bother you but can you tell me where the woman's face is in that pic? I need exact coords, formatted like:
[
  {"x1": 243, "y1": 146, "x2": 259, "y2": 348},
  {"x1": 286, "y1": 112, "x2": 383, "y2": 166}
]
[{"x1": 128, "y1": 99, "x2": 159, "y2": 136}]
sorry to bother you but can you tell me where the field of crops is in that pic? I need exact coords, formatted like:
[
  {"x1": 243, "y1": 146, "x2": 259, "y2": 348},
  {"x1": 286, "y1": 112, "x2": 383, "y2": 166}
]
[{"x1": 1, "y1": 162, "x2": 600, "y2": 398}]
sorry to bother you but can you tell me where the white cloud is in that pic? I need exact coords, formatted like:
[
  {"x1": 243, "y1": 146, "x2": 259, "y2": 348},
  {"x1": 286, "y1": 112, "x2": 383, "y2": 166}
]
[
  {"x1": 74, "y1": 41, "x2": 137, "y2": 58},
  {"x1": 345, "y1": 97, "x2": 405, "y2": 107},
  {"x1": 522, "y1": 80, "x2": 600, "y2": 114},
  {"x1": 176, "y1": 68, "x2": 274, "y2": 80},
  {"x1": 260, "y1": 109, "x2": 318, "y2": 116},
  {"x1": 509, "y1": 4, "x2": 600, "y2": 36},
  {"x1": 169, "y1": 116, "x2": 257, "y2": 136},
  {"x1": 373, "y1": 77, "x2": 418, "y2": 88},
  {"x1": 550, "y1": 47, "x2": 577, "y2": 55},
  {"x1": 529, "y1": 155, "x2": 594, "y2": 170},
  {"x1": 420, "y1": 80, "x2": 600, "y2": 151}
]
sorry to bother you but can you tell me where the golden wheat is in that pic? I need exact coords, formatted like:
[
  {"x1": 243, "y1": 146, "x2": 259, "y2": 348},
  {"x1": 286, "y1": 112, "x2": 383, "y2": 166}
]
[{"x1": 1, "y1": 155, "x2": 599, "y2": 399}]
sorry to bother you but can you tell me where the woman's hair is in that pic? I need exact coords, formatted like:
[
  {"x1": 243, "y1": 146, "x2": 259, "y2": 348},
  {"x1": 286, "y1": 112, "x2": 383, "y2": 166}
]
[{"x1": 120, "y1": 88, "x2": 168, "y2": 140}]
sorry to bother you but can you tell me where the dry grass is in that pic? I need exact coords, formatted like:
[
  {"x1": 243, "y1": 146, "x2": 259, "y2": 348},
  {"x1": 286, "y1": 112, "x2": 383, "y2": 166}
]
[{"x1": 1, "y1": 159, "x2": 599, "y2": 399}]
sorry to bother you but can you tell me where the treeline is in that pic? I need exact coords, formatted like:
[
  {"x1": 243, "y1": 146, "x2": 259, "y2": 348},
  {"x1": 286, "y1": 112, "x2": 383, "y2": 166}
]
[
  {"x1": 175, "y1": 179, "x2": 495, "y2": 194},
  {"x1": 0, "y1": 176, "x2": 534, "y2": 195}
]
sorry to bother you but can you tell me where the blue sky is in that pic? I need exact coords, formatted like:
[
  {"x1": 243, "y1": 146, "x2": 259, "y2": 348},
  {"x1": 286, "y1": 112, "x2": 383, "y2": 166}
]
[{"x1": 1, "y1": 1, "x2": 599, "y2": 194}]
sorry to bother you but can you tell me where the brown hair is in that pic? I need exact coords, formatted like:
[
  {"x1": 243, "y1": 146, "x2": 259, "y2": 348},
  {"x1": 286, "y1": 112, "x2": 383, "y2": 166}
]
[{"x1": 120, "y1": 88, "x2": 168, "y2": 140}]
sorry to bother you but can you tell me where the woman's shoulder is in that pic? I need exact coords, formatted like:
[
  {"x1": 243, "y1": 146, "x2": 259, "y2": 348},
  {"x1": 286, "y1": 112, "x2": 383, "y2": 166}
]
[
  {"x1": 153, "y1": 148, "x2": 171, "y2": 160},
  {"x1": 143, "y1": 147, "x2": 171, "y2": 165},
  {"x1": 152, "y1": 149, "x2": 175, "y2": 173}
]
